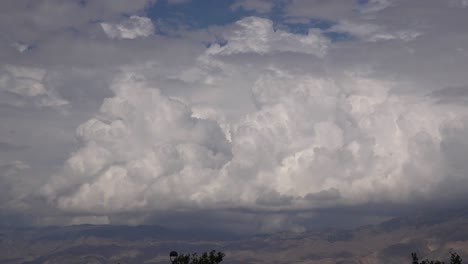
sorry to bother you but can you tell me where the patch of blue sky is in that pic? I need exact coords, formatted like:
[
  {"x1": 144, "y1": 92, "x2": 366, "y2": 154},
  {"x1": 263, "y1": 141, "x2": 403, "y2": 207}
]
[
  {"x1": 146, "y1": 0, "x2": 255, "y2": 30},
  {"x1": 323, "y1": 31, "x2": 355, "y2": 42},
  {"x1": 203, "y1": 36, "x2": 228, "y2": 48},
  {"x1": 280, "y1": 18, "x2": 335, "y2": 35},
  {"x1": 266, "y1": 2, "x2": 336, "y2": 35},
  {"x1": 145, "y1": 0, "x2": 352, "y2": 42}
]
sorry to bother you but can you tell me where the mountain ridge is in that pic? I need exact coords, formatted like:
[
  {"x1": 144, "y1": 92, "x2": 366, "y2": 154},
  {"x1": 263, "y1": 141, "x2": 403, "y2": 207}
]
[{"x1": 1, "y1": 211, "x2": 468, "y2": 263}]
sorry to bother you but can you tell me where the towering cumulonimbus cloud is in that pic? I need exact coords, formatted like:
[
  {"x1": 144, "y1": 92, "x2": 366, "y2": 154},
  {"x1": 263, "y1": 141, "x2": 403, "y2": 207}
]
[
  {"x1": 224, "y1": 68, "x2": 467, "y2": 208},
  {"x1": 43, "y1": 62, "x2": 468, "y2": 218},
  {"x1": 33, "y1": 8, "x2": 468, "y2": 229},
  {"x1": 42, "y1": 73, "x2": 232, "y2": 213}
]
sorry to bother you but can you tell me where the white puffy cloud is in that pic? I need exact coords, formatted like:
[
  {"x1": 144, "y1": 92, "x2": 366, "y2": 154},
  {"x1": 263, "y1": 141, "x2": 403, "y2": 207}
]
[
  {"x1": 42, "y1": 65, "x2": 468, "y2": 221},
  {"x1": 42, "y1": 73, "x2": 232, "y2": 213},
  {"x1": 2, "y1": 0, "x2": 468, "y2": 232},
  {"x1": 101, "y1": 16, "x2": 155, "y2": 40},
  {"x1": 224, "y1": 68, "x2": 467, "y2": 208},
  {"x1": 31, "y1": 9, "x2": 468, "y2": 230},
  {"x1": 0, "y1": 0, "x2": 155, "y2": 44},
  {"x1": 206, "y1": 17, "x2": 329, "y2": 56}
]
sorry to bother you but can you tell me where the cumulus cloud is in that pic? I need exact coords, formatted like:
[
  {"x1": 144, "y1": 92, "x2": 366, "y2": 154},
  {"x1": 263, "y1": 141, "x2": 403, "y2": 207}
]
[
  {"x1": 101, "y1": 16, "x2": 155, "y2": 39},
  {"x1": 328, "y1": 21, "x2": 422, "y2": 42},
  {"x1": 0, "y1": 66, "x2": 47, "y2": 97},
  {"x1": 3, "y1": 0, "x2": 468, "y2": 232},
  {"x1": 206, "y1": 17, "x2": 329, "y2": 56},
  {"x1": 0, "y1": 65, "x2": 69, "y2": 108},
  {"x1": 0, "y1": 0, "x2": 155, "y2": 43},
  {"x1": 42, "y1": 73, "x2": 232, "y2": 213},
  {"x1": 42, "y1": 66, "x2": 468, "y2": 223},
  {"x1": 225, "y1": 69, "x2": 468, "y2": 207},
  {"x1": 28, "y1": 7, "x2": 468, "y2": 231}
]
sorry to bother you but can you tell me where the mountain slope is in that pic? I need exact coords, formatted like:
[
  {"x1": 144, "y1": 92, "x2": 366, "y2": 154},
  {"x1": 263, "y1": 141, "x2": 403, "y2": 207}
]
[{"x1": 1, "y1": 213, "x2": 468, "y2": 264}]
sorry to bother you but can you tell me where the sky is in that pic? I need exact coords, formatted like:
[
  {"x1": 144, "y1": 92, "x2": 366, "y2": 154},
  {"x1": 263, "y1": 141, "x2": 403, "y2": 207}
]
[{"x1": 1, "y1": 0, "x2": 468, "y2": 234}]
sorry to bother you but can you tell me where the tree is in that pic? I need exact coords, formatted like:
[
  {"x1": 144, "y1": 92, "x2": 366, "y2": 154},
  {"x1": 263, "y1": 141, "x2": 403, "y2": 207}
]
[
  {"x1": 171, "y1": 250, "x2": 225, "y2": 264},
  {"x1": 411, "y1": 251, "x2": 463, "y2": 264}
]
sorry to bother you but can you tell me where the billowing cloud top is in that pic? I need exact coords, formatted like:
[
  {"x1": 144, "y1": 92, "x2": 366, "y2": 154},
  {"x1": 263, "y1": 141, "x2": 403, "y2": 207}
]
[
  {"x1": 101, "y1": 16, "x2": 155, "y2": 39},
  {"x1": 207, "y1": 17, "x2": 329, "y2": 56},
  {"x1": 2, "y1": 0, "x2": 468, "y2": 233}
]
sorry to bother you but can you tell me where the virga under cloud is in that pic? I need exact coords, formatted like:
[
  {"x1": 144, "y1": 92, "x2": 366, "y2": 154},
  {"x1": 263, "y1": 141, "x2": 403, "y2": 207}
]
[{"x1": 1, "y1": 0, "x2": 468, "y2": 232}]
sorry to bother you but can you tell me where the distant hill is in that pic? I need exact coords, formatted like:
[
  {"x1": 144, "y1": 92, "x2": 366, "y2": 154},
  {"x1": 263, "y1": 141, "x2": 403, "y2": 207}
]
[{"x1": 1, "y1": 212, "x2": 468, "y2": 264}]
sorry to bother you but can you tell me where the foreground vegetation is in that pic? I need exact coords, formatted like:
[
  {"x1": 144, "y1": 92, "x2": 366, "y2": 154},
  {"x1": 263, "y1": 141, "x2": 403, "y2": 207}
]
[
  {"x1": 168, "y1": 250, "x2": 464, "y2": 264},
  {"x1": 170, "y1": 250, "x2": 225, "y2": 264},
  {"x1": 411, "y1": 252, "x2": 463, "y2": 264}
]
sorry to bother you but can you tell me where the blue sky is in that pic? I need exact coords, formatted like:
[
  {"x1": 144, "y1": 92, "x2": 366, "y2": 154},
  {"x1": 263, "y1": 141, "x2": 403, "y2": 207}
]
[
  {"x1": 146, "y1": 0, "x2": 350, "y2": 40},
  {"x1": 147, "y1": 0, "x2": 255, "y2": 29}
]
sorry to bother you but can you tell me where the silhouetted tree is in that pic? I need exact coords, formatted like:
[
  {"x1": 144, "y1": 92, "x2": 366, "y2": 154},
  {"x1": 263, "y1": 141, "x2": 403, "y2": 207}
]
[
  {"x1": 411, "y1": 251, "x2": 462, "y2": 264},
  {"x1": 172, "y1": 250, "x2": 225, "y2": 264},
  {"x1": 412, "y1": 253, "x2": 420, "y2": 264},
  {"x1": 451, "y1": 251, "x2": 463, "y2": 264}
]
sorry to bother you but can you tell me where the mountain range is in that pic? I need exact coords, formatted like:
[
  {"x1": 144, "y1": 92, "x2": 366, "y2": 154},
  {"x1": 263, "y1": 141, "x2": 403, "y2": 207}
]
[{"x1": 1, "y1": 211, "x2": 468, "y2": 264}]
